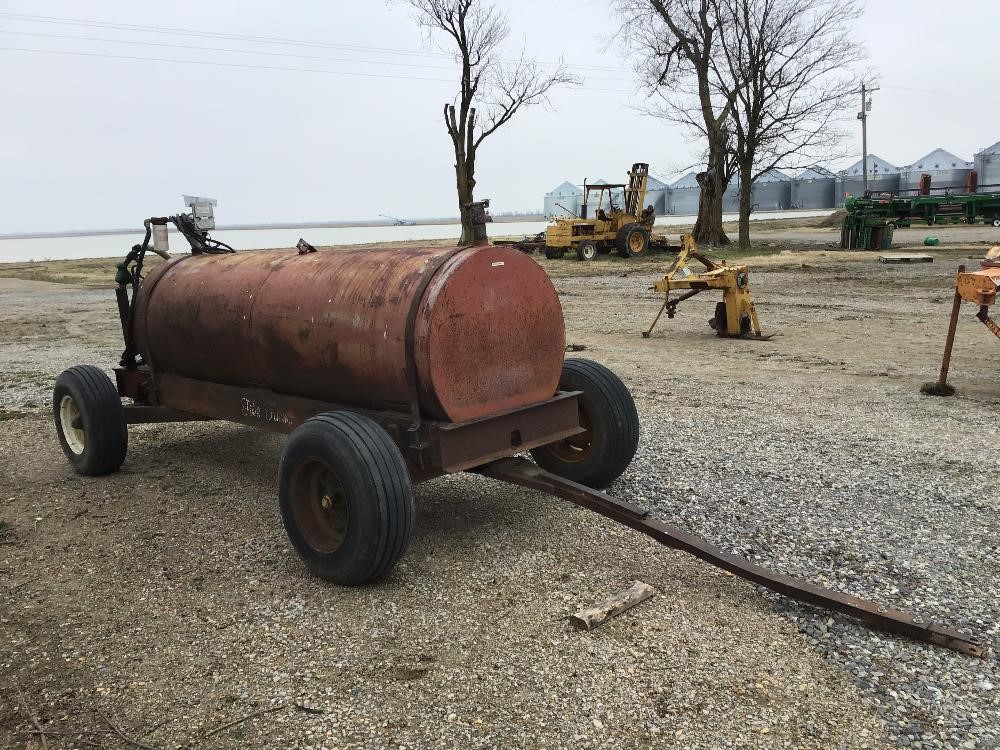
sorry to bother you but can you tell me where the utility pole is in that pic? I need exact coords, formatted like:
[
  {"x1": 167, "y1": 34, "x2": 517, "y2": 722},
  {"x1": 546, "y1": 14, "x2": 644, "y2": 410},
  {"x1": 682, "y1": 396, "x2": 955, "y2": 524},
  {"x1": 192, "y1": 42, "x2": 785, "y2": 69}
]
[{"x1": 858, "y1": 82, "x2": 879, "y2": 194}]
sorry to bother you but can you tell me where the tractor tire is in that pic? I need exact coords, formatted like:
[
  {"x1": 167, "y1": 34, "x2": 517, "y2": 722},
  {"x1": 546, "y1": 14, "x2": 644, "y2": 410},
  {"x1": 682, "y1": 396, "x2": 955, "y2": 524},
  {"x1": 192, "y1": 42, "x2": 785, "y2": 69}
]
[
  {"x1": 278, "y1": 411, "x2": 414, "y2": 586},
  {"x1": 712, "y1": 301, "x2": 751, "y2": 338},
  {"x1": 544, "y1": 246, "x2": 566, "y2": 260},
  {"x1": 616, "y1": 224, "x2": 650, "y2": 258},
  {"x1": 530, "y1": 359, "x2": 639, "y2": 489},
  {"x1": 53, "y1": 365, "x2": 128, "y2": 476},
  {"x1": 993, "y1": 218, "x2": 1000, "y2": 228},
  {"x1": 575, "y1": 240, "x2": 598, "y2": 261}
]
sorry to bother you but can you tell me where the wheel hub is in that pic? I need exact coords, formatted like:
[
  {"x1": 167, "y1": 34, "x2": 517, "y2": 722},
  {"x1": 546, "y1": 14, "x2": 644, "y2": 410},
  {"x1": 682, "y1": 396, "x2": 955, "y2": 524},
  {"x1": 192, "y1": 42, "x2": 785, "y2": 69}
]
[
  {"x1": 289, "y1": 459, "x2": 350, "y2": 554},
  {"x1": 542, "y1": 407, "x2": 593, "y2": 464},
  {"x1": 59, "y1": 395, "x2": 85, "y2": 455}
]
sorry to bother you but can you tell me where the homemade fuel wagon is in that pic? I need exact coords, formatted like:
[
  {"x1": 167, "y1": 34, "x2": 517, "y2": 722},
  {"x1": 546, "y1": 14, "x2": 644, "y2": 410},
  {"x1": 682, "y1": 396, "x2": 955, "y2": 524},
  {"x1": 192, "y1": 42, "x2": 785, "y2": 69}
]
[{"x1": 51, "y1": 213, "x2": 982, "y2": 656}]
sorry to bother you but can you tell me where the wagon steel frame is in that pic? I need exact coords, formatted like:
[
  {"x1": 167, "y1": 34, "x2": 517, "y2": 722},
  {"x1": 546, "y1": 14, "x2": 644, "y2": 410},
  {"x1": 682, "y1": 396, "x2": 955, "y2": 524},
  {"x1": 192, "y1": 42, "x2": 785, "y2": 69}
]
[{"x1": 113, "y1": 366, "x2": 984, "y2": 657}]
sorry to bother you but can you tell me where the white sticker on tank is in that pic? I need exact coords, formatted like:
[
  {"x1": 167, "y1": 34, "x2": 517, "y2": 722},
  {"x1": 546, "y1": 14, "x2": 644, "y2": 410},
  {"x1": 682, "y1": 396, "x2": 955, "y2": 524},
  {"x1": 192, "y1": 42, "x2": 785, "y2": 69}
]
[{"x1": 491, "y1": 261, "x2": 505, "y2": 267}]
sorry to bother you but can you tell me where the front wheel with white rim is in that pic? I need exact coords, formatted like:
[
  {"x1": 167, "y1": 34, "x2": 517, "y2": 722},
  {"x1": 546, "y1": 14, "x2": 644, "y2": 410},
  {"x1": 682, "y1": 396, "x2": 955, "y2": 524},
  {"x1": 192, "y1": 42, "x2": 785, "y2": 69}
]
[
  {"x1": 53, "y1": 365, "x2": 128, "y2": 476},
  {"x1": 576, "y1": 240, "x2": 598, "y2": 261},
  {"x1": 993, "y1": 218, "x2": 1000, "y2": 228}
]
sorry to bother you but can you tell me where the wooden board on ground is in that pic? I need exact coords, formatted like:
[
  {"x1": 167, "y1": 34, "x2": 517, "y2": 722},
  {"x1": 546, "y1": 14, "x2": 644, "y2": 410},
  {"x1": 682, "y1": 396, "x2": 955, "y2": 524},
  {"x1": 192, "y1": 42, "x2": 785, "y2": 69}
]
[
  {"x1": 569, "y1": 580, "x2": 657, "y2": 631},
  {"x1": 878, "y1": 254, "x2": 934, "y2": 264}
]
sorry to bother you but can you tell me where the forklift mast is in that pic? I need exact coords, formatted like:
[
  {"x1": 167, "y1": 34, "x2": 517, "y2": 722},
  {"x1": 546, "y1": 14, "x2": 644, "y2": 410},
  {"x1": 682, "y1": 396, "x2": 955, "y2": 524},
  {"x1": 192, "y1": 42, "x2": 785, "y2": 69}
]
[{"x1": 624, "y1": 163, "x2": 649, "y2": 216}]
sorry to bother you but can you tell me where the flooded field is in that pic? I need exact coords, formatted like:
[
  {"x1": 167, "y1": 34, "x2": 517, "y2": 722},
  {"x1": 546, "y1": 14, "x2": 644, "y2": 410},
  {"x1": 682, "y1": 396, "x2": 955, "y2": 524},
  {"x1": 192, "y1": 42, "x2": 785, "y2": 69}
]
[{"x1": 0, "y1": 210, "x2": 833, "y2": 263}]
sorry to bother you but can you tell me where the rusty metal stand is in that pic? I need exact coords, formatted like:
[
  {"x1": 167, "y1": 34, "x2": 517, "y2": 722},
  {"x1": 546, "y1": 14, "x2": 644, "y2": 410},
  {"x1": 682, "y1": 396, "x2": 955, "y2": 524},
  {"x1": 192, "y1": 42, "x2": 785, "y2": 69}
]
[
  {"x1": 923, "y1": 265, "x2": 966, "y2": 396},
  {"x1": 479, "y1": 457, "x2": 984, "y2": 657}
]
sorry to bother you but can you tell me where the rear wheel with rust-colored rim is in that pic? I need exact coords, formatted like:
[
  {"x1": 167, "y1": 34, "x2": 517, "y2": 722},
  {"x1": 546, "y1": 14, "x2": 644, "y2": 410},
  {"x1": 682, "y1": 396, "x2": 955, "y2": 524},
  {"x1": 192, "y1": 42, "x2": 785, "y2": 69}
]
[
  {"x1": 288, "y1": 459, "x2": 350, "y2": 554},
  {"x1": 530, "y1": 358, "x2": 639, "y2": 489},
  {"x1": 279, "y1": 411, "x2": 414, "y2": 585}
]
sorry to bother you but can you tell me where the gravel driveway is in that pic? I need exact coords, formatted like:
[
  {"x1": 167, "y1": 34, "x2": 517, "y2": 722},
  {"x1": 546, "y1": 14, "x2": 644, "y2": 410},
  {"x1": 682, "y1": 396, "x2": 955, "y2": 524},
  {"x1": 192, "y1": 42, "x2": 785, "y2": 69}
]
[{"x1": 1, "y1": 238, "x2": 998, "y2": 749}]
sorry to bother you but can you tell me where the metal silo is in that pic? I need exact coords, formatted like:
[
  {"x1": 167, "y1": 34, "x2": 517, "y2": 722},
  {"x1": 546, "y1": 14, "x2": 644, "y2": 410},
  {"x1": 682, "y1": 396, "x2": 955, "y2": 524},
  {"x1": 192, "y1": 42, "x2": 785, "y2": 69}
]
[
  {"x1": 790, "y1": 167, "x2": 836, "y2": 209},
  {"x1": 667, "y1": 172, "x2": 701, "y2": 216},
  {"x1": 749, "y1": 170, "x2": 792, "y2": 211},
  {"x1": 645, "y1": 175, "x2": 669, "y2": 216},
  {"x1": 899, "y1": 149, "x2": 973, "y2": 193},
  {"x1": 722, "y1": 182, "x2": 741, "y2": 212},
  {"x1": 543, "y1": 181, "x2": 583, "y2": 217},
  {"x1": 974, "y1": 140, "x2": 1000, "y2": 191},
  {"x1": 835, "y1": 155, "x2": 900, "y2": 207}
]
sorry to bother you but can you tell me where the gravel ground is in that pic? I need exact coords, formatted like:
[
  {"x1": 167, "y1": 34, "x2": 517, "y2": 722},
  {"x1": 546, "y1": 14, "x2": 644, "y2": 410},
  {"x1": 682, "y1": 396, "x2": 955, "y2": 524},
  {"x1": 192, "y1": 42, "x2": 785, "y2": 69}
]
[
  {"x1": 555, "y1": 246, "x2": 1000, "y2": 749},
  {"x1": 1, "y1": 231, "x2": 998, "y2": 748}
]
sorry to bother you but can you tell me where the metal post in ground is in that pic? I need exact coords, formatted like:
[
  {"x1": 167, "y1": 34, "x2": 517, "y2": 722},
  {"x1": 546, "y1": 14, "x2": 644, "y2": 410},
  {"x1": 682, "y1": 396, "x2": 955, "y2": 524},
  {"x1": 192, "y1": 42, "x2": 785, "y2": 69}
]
[{"x1": 921, "y1": 265, "x2": 965, "y2": 396}]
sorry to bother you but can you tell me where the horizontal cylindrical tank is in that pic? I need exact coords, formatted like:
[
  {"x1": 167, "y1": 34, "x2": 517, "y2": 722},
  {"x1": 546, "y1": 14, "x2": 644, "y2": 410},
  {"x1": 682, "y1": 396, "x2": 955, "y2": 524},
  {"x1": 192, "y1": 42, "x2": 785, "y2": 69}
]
[{"x1": 134, "y1": 245, "x2": 566, "y2": 423}]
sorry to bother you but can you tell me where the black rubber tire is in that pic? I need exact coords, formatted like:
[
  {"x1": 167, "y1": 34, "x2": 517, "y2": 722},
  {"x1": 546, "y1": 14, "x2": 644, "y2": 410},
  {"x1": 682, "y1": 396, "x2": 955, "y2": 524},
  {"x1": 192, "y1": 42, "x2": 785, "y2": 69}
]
[
  {"x1": 713, "y1": 301, "x2": 728, "y2": 337},
  {"x1": 616, "y1": 223, "x2": 649, "y2": 258},
  {"x1": 278, "y1": 411, "x2": 414, "y2": 585},
  {"x1": 576, "y1": 240, "x2": 598, "y2": 261},
  {"x1": 713, "y1": 302, "x2": 751, "y2": 337},
  {"x1": 544, "y1": 246, "x2": 566, "y2": 260},
  {"x1": 52, "y1": 365, "x2": 127, "y2": 476},
  {"x1": 530, "y1": 359, "x2": 639, "y2": 489}
]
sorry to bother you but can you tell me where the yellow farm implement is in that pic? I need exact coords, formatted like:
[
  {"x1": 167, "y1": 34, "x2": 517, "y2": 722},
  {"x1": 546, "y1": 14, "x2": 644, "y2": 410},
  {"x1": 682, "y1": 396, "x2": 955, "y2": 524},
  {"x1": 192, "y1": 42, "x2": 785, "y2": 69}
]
[
  {"x1": 643, "y1": 234, "x2": 770, "y2": 339},
  {"x1": 923, "y1": 255, "x2": 1000, "y2": 395}
]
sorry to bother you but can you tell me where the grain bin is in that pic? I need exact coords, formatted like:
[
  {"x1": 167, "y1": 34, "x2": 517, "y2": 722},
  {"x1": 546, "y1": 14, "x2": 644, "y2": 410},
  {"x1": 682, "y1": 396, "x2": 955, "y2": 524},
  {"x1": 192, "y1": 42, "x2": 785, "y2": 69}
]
[
  {"x1": 835, "y1": 155, "x2": 900, "y2": 207},
  {"x1": 543, "y1": 181, "x2": 583, "y2": 218},
  {"x1": 748, "y1": 169, "x2": 792, "y2": 211},
  {"x1": 668, "y1": 172, "x2": 701, "y2": 215},
  {"x1": 899, "y1": 149, "x2": 973, "y2": 193},
  {"x1": 790, "y1": 167, "x2": 836, "y2": 209},
  {"x1": 974, "y1": 140, "x2": 1000, "y2": 191}
]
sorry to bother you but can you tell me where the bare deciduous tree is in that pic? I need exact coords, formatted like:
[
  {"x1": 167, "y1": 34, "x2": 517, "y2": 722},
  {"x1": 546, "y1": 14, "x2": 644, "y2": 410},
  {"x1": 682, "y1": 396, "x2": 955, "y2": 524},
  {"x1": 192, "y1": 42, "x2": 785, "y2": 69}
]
[
  {"x1": 615, "y1": 0, "x2": 737, "y2": 246},
  {"x1": 615, "y1": 0, "x2": 866, "y2": 248},
  {"x1": 399, "y1": 0, "x2": 577, "y2": 244},
  {"x1": 716, "y1": 0, "x2": 865, "y2": 248}
]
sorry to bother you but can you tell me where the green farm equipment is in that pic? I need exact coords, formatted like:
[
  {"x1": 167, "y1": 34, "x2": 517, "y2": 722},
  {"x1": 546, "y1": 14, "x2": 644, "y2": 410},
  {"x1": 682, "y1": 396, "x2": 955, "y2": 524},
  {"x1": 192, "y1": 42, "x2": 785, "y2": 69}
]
[{"x1": 841, "y1": 191, "x2": 1000, "y2": 249}]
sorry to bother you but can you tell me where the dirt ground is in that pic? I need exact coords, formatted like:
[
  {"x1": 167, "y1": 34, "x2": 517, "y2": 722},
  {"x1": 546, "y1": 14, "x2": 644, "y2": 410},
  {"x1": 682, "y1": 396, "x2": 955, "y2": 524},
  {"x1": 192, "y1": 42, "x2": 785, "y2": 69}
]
[{"x1": 1, "y1": 221, "x2": 998, "y2": 749}]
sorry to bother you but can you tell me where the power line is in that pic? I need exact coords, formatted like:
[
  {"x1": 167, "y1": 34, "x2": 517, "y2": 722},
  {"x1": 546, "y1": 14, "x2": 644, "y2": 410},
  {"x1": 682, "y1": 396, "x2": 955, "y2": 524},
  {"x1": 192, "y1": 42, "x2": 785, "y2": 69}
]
[
  {"x1": 0, "y1": 29, "x2": 637, "y2": 83},
  {"x1": 0, "y1": 10, "x2": 633, "y2": 73},
  {"x1": 0, "y1": 29, "x2": 462, "y2": 71},
  {"x1": 0, "y1": 45, "x2": 637, "y2": 93},
  {"x1": 881, "y1": 84, "x2": 996, "y2": 104},
  {"x1": 0, "y1": 46, "x2": 458, "y2": 83}
]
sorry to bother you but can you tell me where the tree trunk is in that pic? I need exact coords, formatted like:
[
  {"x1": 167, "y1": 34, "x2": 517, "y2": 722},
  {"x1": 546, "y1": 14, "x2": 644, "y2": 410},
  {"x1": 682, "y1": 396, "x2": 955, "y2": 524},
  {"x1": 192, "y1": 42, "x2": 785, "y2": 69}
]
[
  {"x1": 693, "y1": 168, "x2": 730, "y2": 246},
  {"x1": 738, "y1": 162, "x2": 753, "y2": 249},
  {"x1": 693, "y1": 137, "x2": 731, "y2": 246},
  {"x1": 455, "y1": 155, "x2": 476, "y2": 245}
]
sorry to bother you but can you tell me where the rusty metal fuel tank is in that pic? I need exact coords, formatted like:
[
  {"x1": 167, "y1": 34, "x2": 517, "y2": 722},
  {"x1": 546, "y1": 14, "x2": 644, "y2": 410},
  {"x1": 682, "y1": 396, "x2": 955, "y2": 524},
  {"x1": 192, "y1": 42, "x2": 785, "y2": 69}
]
[{"x1": 132, "y1": 244, "x2": 566, "y2": 423}]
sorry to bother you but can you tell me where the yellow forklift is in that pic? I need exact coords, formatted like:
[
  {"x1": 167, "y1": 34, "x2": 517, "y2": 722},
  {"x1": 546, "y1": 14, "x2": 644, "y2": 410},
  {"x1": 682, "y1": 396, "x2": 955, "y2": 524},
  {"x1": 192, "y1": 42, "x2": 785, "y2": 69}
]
[
  {"x1": 544, "y1": 163, "x2": 655, "y2": 261},
  {"x1": 643, "y1": 234, "x2": 770, "y2": 339}
]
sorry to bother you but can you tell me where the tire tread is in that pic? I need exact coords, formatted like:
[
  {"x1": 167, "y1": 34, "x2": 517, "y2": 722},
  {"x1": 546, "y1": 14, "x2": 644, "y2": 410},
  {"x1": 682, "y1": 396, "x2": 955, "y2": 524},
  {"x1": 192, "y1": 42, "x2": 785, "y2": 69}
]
[
  {"x1": 279, "y1": 411, "x2": 413, "y2": 585},
  {"x1": 53, "y1": 365, "x2": 127, "y2": 476},
  {"x1": 530, "y1": 358, "x2": 639, "y2": 488}
]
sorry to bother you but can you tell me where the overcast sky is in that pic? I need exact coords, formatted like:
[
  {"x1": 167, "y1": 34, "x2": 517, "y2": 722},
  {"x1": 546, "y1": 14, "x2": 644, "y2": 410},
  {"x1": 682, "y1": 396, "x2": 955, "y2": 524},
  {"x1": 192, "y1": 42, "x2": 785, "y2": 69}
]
[{"x1": 1, "y1": 0, "x2": 998, "y2": 232}]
